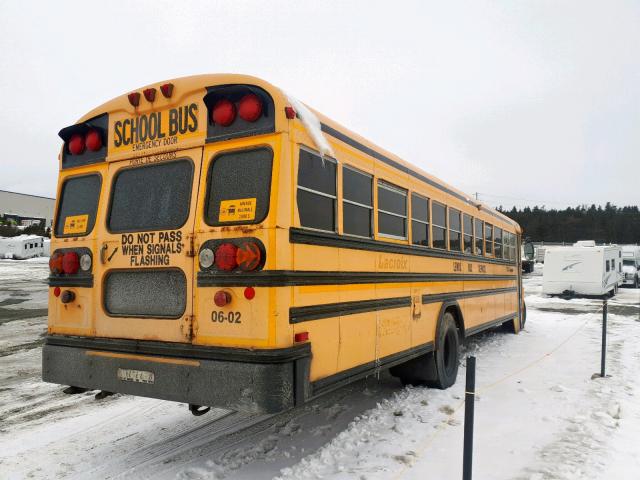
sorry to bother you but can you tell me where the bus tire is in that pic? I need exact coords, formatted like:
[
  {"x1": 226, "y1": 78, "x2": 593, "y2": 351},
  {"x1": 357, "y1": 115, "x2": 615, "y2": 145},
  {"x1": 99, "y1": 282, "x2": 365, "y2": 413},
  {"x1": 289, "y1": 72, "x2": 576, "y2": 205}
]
[{"x1": 391, "y1": 312, "x2": 460, "y2": 389}]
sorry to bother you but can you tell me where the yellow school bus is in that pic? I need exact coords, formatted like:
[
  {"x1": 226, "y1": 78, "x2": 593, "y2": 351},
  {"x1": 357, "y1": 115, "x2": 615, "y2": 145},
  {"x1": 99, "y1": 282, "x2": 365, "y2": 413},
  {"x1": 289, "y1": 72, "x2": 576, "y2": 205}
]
[{"x1": 43, "y1": 74, "x2": 524, "y2": 414}]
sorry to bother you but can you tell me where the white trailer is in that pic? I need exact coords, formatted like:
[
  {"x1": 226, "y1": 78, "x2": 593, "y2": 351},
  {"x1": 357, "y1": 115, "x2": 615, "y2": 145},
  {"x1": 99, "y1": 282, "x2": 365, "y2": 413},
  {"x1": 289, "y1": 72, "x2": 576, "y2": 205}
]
[
  {"x1": 621, "y1": 245, "x2": 640, "y2": 288},
  {"x1": 0, "y1": 235, "x2": 45, "y2": 259},
  {"x1": 543, "y1": 242, "x2": 622, "y2": 297}
]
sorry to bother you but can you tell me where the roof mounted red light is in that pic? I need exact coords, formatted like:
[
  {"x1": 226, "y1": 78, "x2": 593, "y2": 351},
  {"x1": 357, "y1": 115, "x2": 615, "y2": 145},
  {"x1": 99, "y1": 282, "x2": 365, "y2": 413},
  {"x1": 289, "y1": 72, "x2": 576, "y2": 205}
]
[
  {"x1": 68, "y1": 133, "x2": 85, "y2": 155},
  {"x1": 128, "y1": 92, "x2": 141, "y2": 107},
  {"x1": 143, "y1": 88, "x2": 156, "y2": 102},
  {"x1": 238, "y1": 94, "x2": 263, "y2": 122},
  {"x1": 160, "y1": 83, "x2": 174, "y2": 98},
  {"x1": 85, "y1": 129, "x2": 102, "y2": 151},
  {"x1": 285, "y1": 106, "x2": 296, "y2": 119},
  {"x1": 212, "y1": 99, "x2": 236, "y2": 126},
  {"x1": 215, "y1": 243, "x2": 238, "y2": 271}
]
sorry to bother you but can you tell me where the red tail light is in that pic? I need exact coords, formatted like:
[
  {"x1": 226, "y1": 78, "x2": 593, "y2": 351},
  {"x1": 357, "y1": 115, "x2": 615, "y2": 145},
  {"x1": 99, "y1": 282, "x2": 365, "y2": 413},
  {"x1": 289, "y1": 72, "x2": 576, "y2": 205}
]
[
  {"x1": 68, "y1": 133, "x2": 85, "y2": 155},
  {"x1": 85, "y1": 129, "x2": 102, "y2": 151},
  {"x1": 160, "y1": 83, "x2": 174, "y2": 98},
  {"x1": 212, "y1": 99, "x2": 236, "y2": 126},
  {"x1": 143, "y1": 88, "x2": 156, "y2": 102},
  {"x1": 49, "y1": 252, "x2": 63, "y2": 274},
  {"x1": 215, "y1": 243, "x2": 238, "y2": 271},
  {"x1": 128, "y1": 92, "x2": 141, "y2": 107},
  {"x1": 236, "y1": 242, "x2": 261, "y2": 271},
  {"x1": 62, "y1": 252, "x2": 80, "y2": 274},
  {"x1": 214, "y1": 290, "x2": 231, "y2": 307},
  {"x1": 294, "y1": 332, "x2": 309, "y2": 343},
  {"x1": 238, "y1": 94, "x2": 262, "y2": 122}
]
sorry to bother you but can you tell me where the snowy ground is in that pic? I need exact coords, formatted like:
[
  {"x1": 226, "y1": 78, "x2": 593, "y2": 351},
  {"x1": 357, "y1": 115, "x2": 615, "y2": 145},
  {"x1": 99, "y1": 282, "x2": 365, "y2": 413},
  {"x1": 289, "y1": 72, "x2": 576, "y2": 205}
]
[{"x1": 0, "y1": 261, "x2": 638, "y2": 479}]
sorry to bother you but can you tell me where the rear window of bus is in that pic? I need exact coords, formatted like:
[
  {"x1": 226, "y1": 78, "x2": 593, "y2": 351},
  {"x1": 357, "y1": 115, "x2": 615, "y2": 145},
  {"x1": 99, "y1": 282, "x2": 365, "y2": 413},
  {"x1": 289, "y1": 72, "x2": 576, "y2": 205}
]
[
  {"x1": 108, "y1": 160, "x2": 193, "y2": 232},
  {"x1": 54, "y1": 174, "x2": 101, "y2": 237},
  {"x1": 204, "y1": 147, "x2": 273, "y2": 226}
]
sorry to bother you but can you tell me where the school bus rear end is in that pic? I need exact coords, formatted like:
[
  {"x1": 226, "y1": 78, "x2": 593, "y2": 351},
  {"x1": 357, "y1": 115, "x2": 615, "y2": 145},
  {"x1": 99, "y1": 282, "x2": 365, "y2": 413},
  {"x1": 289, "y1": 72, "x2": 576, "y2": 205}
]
[{"x1": 43, "y1": 75, "x2": 308, "y2": 413}]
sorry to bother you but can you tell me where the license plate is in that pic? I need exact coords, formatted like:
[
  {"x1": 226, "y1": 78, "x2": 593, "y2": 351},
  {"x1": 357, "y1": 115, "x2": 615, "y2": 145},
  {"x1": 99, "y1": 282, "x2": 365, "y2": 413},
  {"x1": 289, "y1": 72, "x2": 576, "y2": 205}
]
[{"x1": 117, "y1": 368, "x2": 155, "y2": 384}]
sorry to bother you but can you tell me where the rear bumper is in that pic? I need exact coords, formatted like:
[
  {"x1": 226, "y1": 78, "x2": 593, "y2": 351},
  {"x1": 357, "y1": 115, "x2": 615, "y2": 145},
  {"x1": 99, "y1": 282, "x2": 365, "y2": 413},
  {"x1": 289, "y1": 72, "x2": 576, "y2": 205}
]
[{"x1": 42, "y1": 335, "x2": 310, "y2": 413}]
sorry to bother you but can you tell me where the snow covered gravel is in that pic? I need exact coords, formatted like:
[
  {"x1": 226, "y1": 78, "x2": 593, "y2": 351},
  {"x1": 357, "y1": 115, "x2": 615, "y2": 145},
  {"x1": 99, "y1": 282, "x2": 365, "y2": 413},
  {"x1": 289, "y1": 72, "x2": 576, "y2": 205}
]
[{"x1": 0, "y1": 261, "x2": 638, "y2": 479}]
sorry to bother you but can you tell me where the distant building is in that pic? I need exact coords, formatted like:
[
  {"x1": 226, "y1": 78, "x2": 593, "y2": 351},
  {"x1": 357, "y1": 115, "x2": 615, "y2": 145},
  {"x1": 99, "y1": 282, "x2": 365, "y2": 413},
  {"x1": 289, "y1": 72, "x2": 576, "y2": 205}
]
[{"x1": 0, "y1": 190, "x2": 55, "y2": 228}]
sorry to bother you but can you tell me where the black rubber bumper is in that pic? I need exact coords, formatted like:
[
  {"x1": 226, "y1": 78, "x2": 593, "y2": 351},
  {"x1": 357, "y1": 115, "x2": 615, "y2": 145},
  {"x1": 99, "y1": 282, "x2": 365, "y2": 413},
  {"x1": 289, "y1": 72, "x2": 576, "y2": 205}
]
[{"x1": 42, "y1": 335, "x2": 311, "y2": 413}]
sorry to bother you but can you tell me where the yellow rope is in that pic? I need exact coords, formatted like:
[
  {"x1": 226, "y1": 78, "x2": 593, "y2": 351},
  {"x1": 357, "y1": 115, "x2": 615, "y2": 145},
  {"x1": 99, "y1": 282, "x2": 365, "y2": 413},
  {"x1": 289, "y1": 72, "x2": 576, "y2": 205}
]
[{"x1": 391, "y1": 303, "x2": 604, "y2": 479}]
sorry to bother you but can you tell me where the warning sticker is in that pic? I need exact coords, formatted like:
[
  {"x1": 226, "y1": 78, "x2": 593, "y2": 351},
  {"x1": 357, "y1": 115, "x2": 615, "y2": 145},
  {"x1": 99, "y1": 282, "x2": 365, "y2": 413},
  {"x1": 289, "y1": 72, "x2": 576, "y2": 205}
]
[
  {"x1": 219, "y1": 198, "x2": 257, "y2": 222},
  {"x1": 63, "y1": 214, "x2": 89, "y2": 234}
]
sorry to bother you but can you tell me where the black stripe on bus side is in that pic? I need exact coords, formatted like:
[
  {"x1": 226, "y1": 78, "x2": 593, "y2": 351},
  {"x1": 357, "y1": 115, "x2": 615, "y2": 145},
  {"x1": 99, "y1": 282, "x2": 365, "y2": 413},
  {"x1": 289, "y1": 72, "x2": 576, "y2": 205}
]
[
  {"x1": 48, "y1": 275, "x2": 94, "y2": 288},
  {"x1": 288, "y1": 287, "x2": 517, "y2": 324},
  {"x1": 310, "y1": 341, "x2": 435, "y2": 398},
  {"x1": 319, "y1": 123, "x2": 516, "y2": 227},
  {"x1": 422, "y1": 286, "x2": 518, "y2": 305},
  {"x1": 466, "y1": 312, "x2": 518, "y2": 337},
  {"x1": 290, "y1": 297, "x2": 412, "y2": 324},
  {"x1": 197, "y1": 271, "x2": 518, "y2": 287},
  {"x1": 290, "y1": 228, "x2": 517, "y2": 266}
]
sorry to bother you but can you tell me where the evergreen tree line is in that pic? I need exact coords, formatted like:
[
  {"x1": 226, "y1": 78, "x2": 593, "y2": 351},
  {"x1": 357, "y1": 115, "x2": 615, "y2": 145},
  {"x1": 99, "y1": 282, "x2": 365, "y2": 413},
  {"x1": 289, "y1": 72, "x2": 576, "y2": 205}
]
[{"x1": 499, "y1": 204, "x2": 640, "y2": 244}]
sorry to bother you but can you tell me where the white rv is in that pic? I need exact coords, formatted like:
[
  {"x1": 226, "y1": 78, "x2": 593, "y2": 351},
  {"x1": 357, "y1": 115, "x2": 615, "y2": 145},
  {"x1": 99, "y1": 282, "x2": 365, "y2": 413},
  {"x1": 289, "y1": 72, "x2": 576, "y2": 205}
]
[
  {"x1": 621, "y1": 245, "x2": 640, "y2": 288},
  {"x1": 0, "y1": 235, "x2": 45, "y2": 259},
  {"x1": 543, "y1": 241, "x2": 622, "y2": 297}
]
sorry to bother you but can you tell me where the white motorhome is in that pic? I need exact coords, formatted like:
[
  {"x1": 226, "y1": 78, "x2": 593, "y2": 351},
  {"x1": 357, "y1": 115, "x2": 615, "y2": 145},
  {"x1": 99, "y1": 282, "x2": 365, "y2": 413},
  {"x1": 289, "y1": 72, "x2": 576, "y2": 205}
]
[
  {"x1": 543, "y1": 241, "x2": 622, "y2": 297},
  {"x1": 621, "y1": 245, "x2": 640, "y2": 288},
  {"x1": 0, "y1": 235, "x2": 45, "y2": 259}
]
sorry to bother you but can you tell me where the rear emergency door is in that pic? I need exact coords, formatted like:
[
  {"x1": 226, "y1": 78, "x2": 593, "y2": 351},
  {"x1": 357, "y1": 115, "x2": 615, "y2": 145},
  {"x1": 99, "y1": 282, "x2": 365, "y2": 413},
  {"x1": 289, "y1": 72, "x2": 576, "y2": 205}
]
[{"x1": 94, "y1": 148, "x2": 203, "y2": 343}]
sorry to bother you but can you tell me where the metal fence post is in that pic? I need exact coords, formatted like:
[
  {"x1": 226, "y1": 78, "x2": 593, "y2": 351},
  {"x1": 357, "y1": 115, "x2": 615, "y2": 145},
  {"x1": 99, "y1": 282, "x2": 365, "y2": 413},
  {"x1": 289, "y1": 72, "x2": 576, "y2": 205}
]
[
  {"x1": 600, "y1": 298, "x2": 607, "y2": 378},
  {"x1": 463, "y1": 356, "x2": 476, "y2": 480}
]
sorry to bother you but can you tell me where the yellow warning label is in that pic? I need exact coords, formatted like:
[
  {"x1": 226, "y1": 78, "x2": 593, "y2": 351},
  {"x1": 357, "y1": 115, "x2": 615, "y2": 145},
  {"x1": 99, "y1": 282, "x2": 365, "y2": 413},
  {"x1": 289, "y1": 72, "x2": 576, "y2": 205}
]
[
  {"x1": 219, "y1": 198, "x2": 257, "y2": 222},
  {"x1": 63, "y1": 214, "x2": 89, "y2": 234}
]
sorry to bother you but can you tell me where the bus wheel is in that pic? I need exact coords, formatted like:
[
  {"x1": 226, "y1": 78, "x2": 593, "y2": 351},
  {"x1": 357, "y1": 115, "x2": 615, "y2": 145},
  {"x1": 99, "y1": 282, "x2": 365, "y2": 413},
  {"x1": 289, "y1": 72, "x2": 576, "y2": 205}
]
[{"x1": 391, "y1": 312, "x2": 460, "y2": 389}]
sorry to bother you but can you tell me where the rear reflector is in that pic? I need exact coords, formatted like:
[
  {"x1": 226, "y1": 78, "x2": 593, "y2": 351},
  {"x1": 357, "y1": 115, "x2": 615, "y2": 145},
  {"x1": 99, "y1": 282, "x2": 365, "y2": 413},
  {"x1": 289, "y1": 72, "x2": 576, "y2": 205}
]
[
  {"x1": 53, "y1": 287, "x2": 61, "y2": 297},
  {"x1": 285, "y1": 106, "x2": 296, "y2": 119},
  {"x1": 243, "y1": 287, "x2": 256, "y2": 300},
  {"x1": 294, "y1": 332, "x2": 309, "y2": 343}
]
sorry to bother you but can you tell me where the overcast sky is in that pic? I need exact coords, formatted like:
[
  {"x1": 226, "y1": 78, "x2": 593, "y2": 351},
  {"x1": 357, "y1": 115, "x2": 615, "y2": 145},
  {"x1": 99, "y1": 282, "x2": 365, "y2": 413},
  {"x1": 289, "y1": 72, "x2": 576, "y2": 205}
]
[{"x1": 1, "y1": 0, "x2": 638, "y2": 208}]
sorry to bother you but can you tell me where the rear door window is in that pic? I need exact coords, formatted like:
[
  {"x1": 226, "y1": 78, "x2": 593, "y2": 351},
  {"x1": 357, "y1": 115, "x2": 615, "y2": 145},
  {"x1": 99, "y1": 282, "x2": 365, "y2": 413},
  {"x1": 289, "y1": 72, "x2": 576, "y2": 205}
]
[
  {"x1": 205, "y1": 148, "x2": 273, "y2": 226},
  {"x1": 108, "y1": 160, "x2": 193, "y2": 232},
  {"x1": 54, "y1": 174, "x2": 101, "y2": 237}
]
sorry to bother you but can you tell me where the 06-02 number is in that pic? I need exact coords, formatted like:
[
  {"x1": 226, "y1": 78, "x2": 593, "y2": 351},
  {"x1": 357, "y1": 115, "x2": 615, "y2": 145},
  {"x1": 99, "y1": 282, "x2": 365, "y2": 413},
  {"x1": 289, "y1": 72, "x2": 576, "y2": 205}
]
[{"x1": 211, "y1": 311, "x2": 242, "y2": 324}]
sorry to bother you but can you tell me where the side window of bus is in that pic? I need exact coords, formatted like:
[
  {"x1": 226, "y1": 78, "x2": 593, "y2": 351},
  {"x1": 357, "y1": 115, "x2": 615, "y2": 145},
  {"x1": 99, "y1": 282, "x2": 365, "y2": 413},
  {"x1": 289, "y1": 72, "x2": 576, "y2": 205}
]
[
  {"x1": 411, "y1": 193, "x2": 429, "y2": 247},
  {"x1": 474, "y1": 219, "x2": 484, "y2": 255},
  {"x1": 109, "y1": 160, "x2": 193, "y2": 232},
  {"x1": 297, "y1": 149, "x2": 336, "y2": 232},
  {"x1": 485, "y1": 223, "x2": 494, "y2": 256},
  {"x1": 377, "y1": 181, "x2": 407, "y2": 239},
  {"x1": 54, "y1": 174, "x2": 101, "y2": 237},
  {"x1": 343, "y1": 166, "x2": 373, "y2": 237},
  {"x1": 463, "y1": 214, "x2": 473, "y2": 254},
  {"x1": 449, "y1": 208, "x2": 461, "y2": 251},
  {"x1": 205, "y1": 148, "x2": 273, "y2": 226},
  {"x1": 432, "y1": 201, "x2": 447, "y2": 249},
  {"x1": 494, "y1": 227, "x2": 503, "y2": 258},
  {"x1": 503, "y1": 232, "x2": 511, "y2": 260}
]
